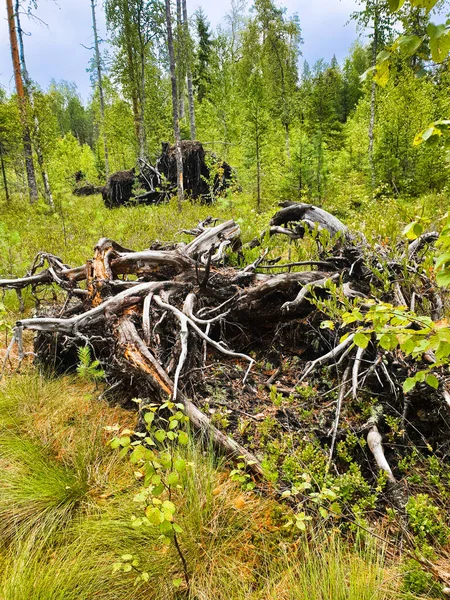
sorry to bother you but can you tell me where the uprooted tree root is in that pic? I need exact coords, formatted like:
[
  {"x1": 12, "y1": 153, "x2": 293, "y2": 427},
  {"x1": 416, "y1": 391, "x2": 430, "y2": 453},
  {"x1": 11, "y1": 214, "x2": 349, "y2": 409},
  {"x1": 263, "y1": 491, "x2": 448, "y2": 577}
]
[{"x1": 1, "y1": 202, "x2": 450, "y2": 587}]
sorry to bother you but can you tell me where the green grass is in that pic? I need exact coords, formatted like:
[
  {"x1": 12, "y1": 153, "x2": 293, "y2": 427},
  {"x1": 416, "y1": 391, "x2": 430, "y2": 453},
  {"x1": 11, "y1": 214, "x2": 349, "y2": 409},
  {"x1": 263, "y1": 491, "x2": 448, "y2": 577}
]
[
  {"x1": 0, "y1": 371, "x2": 400, "y2": 600},
  {"x1": 0, "y1": 189, "x2": 446, "y2": 282},
  {"x1": 0, "y1": 190, "x2": 445, "y2": 598}
]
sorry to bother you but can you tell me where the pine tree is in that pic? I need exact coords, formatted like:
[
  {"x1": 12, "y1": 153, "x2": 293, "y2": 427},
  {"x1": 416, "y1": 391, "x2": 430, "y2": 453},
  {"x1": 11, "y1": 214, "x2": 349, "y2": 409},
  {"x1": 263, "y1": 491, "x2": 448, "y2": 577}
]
[{"x1": 6, "y1": 0, "x2": 38, "y2": 203}]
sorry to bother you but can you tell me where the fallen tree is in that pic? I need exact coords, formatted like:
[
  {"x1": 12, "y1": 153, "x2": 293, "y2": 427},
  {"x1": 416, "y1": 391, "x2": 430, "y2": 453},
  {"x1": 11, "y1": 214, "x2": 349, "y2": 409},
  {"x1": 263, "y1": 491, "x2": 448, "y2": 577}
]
[
  {"x1": 101, "y1": 141, "x2": 235, "y2": 208},
  {"x1": 1, "y1": 203, "x2": 448, "y2": 511}
]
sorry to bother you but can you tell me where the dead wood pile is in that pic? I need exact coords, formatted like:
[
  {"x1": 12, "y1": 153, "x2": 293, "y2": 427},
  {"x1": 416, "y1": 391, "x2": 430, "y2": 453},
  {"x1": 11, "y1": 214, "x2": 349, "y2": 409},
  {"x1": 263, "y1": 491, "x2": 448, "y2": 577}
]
[
  {"x1": 1, "y1": 203, "x2": 448, "y2": 523},
  {"x1": 100, "y1": 141, "x2": 234, "y2": 209}
]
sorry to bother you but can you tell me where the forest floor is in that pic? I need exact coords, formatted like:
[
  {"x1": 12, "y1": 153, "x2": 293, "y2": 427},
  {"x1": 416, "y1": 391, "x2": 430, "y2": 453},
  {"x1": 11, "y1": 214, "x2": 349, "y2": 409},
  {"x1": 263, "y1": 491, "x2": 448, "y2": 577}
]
[{"x1": 0, "y1": 190, "x2": 448, "y2": 599}]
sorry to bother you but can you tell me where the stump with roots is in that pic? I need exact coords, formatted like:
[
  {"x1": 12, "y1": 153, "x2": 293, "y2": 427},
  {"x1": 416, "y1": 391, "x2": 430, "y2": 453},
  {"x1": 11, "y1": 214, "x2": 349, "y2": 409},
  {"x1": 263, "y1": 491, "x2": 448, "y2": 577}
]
[
  {"x1": 1, "y1": 204, "x2": 449, "y2": 526},
  {"x1": 101, "y1": 141, "x2": 235, "y2": 208}
]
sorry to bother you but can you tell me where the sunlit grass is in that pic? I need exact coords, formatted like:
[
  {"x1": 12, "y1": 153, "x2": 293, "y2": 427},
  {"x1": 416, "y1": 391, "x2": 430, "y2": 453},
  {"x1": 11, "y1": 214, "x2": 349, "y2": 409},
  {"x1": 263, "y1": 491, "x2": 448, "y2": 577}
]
[
  {"x1": 0, "y1": 190, "x2": 433, "y2": 598},
  {"x1": 0, "y1": 371, "x2": 400, "y2": 599}
]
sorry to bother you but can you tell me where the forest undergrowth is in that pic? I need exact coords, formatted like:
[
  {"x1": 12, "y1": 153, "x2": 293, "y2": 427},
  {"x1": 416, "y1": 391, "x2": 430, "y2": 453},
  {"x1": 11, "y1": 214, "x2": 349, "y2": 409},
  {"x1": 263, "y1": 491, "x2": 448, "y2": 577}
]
[{"x1": 0, "y1": 189, "x2": 449, "y2": 599}]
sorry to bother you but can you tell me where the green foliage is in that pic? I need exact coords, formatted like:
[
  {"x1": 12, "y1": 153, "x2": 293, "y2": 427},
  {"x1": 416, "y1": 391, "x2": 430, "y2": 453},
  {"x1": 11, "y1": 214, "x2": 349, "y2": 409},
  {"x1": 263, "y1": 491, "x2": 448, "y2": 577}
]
[
  {"x1": 320, "y1": 297, "x2": 450, "y2": 394},
  {"x1": 435, "y1": 213, "x2": 450, "y2": 287},
  {"x1": 406, "y1": 494, "x2": 449, "y2": 546},
  {"x1": 402, "y1": 559, "x2": 442, "y2": 598},
  {"x1": 229, "y1": 459, "x2": 256, "y2": 491},
  {"x1": 110, "y1": 400, "x2": 191, "y2": 588},
  {"x1": 76, "y1": 346, "x2": 105, "y2": 382}
]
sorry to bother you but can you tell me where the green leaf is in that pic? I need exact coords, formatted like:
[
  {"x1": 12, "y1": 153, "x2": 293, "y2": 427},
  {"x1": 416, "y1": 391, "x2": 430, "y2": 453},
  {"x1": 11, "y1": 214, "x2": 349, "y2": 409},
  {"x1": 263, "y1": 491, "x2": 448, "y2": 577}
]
[
  {"x1": 169, "y1": 419, "x2": 179, "y2": 430},
  {"x1": 118, "y1": 447, "x2": 129, "y2": 459},
  {"x1": 110, "y1": 437, "x2": 120, "y2": 449},
  {"x1": 397, "y1": 34, "x2": 424, "y2": 56},
  {"x1": 151, "y1": 474, "x2": 161, "y2": 486},
  {"x1": 167, "y1": 472, "x2": 179, "y2": 486},
  {"x1": 436, "y1": 341, "x2": 450, "y2": 360},
  {"x1": 416, "y1": 371, "x2": 426, "y2": 383},
  {"x1": 403, "y1": 377, "x2": 417, "y2": 393},
  {"x1": 387, "y1": 0, "x2": 405, "y2": 10},
  {"x1": 145, "y1": 506, "x2": 164, "y2": 525},
  {"x1": 152, "y1": 483, "x2": 165, "y2": 497},
  {"x1": 377, "y1": 50, "x2": 391, "y2": 63},
  {"x1": 435, "y1": 252, "x2": 450, "y2": 268},
  {"x1": 411, "y1": 0, "x2": 439, "y2": 11},
  {"x1": 319, "y1": 507, "x2": 328, "y2": 519},
  {"x1": 437, "y1": 268, "x2": 450, "y2": 288},
  {"x1": 379, "y1": 334, "x2": 398, "y2": 351},
  {"x1": 162, "y1": 500, "x2": 176, "y2": 514},
  {"x1": 354, "y1": 332, "x2": 370, "y2": 349},
  {"x1": 373, "y1": 60, "x2": 390, "y2": 87},
  {"x1": 400, "y1": 337, "x2": 417, "y2": 355},
  {"x1": 174, "y1": 458, "x2": 186, "y2": 472},
  {"x1": 427, "y1": 24, "x2": 450, "y2": 63},
  {"x1": 173, "y1": 578, "x2": 183, "y2": 588},
  {"x1": 295, "y1": 520, "x2": 306, "y2": 531},
  {"x1": 426, "y1": 374, "x2": 439, "y2": 389},
  {"x1": 178, "y1": 431, "x2": 189, "y2": 445},
  {"x1": 144, "y1": 412, "x2": 154, "y2": 424},
  {"x1": 121, "y1": 554, "x2": 133, "y2": 561},
  {"x1": 330, "y1": 502, "x2": 342, "y2": 516},
  {"x1": 402, "y1": 221, "x2": 423, "y2": 241},
  {"x1": 154, "y1": 429, "x2": 166, "y2": 443}
]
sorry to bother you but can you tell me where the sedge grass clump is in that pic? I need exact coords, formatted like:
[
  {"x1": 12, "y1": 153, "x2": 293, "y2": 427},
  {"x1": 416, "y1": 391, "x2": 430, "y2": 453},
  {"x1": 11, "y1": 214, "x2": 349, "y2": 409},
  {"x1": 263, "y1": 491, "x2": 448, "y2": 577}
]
[{"x1": 0, "y1": 434, "x2": 88, "y2": 544}]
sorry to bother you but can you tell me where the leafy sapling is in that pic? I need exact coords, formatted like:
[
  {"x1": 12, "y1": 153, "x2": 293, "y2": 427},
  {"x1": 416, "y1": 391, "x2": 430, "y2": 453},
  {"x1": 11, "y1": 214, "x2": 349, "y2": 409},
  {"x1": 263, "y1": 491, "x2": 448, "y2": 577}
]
[{"x1": 109, "y1": 400, "x2": 191, "y2": 591}]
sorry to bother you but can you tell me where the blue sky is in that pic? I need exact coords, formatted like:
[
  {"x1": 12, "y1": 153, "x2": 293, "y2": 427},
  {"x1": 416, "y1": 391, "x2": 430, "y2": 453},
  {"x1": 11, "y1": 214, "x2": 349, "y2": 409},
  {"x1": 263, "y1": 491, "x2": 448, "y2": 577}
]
[{"x1": 0, "y1": 0, "x2": 361, "y2": 101}]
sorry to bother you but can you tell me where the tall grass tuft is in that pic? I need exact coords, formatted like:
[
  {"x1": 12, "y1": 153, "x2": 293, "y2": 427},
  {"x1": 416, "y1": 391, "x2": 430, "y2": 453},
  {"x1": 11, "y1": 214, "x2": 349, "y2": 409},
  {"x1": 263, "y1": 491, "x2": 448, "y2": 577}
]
[{"x1": 0, "y1": 433, "x2": 88, "y2": 544}]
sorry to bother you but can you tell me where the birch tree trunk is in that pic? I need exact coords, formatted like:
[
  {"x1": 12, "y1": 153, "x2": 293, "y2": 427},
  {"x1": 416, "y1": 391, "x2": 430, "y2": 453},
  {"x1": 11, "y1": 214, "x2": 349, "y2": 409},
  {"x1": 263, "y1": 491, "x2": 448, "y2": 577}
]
[
  {"x1": 90, "y1": 0, "x2": 110, "y2": 179},
  {"x1": 176, "y1": 0, "x2": 185, "y2": 120},
  {"x1": 368, "y1": 3, "x2": 379, "y2": 194},
  {"x1": 138, "y1": 41, "x2": 147, "y2": 161},
  {"x1": 6, "y1": 0, "x2": 38, "y2": 204},
  {"x1": 15, "y1": 0, "x2": 54, "y2": 208},
  {"x1": 182, "y1": 0, "x2": 196, "y2": 140},
  {"x1": 165, "y1": 0, "x2": 184, "y2": 212}
]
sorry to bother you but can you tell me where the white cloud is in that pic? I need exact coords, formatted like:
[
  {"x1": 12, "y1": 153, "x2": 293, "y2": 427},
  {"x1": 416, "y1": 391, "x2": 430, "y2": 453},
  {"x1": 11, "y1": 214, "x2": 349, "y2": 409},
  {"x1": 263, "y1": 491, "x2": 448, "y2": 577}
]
[{"x1": 0, "y1": 0, "x2": 362, "y2": 101}]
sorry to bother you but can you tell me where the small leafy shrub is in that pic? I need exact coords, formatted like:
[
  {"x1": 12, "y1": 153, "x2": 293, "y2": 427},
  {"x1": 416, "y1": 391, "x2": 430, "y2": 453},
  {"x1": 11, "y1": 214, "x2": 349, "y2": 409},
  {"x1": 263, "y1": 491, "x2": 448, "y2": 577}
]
[
  {"x1": 109, "y1": 400, "x2": 191, "y2": 590},
  {"x1": 402, "y1": 559, "x2": 443, "y2": 598},
  {"x1": 406, "y1": 494, "x2": 449, "y2": 546}
]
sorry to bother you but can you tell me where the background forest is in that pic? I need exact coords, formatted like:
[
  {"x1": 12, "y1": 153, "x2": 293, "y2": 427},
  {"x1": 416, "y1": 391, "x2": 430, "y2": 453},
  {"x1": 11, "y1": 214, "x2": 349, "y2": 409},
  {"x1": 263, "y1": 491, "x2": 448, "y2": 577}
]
[{"x1": 1, "y1": 0, "x2": 449, "y2": 212}]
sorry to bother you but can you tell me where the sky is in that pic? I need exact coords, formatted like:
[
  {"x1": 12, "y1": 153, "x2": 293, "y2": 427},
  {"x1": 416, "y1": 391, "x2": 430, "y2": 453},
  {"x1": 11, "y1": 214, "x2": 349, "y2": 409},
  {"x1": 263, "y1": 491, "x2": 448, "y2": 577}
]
[{"x1": 0, "y1": 0, "x2": 362, "y2": 102}]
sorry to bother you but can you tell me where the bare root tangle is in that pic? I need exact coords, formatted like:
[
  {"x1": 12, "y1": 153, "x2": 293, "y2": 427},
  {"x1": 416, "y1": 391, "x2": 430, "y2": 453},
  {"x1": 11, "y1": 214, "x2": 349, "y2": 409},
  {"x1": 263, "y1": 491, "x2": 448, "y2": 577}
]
[
  {"x1": 0, "y1": 202, "x2": 447, "y2": 507},
  {"x1": 101, "y1": 141, "x2": 235, "y2": 208}
]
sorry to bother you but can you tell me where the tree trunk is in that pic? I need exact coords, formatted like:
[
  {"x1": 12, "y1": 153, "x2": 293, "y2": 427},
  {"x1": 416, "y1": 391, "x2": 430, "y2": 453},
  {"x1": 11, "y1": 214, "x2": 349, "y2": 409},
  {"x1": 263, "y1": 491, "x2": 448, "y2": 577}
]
[
  {"x1": 0, "y1": 143, "x2": 10, "y2": 203},
  {"x1": 91, "y1": 0, "x2": 110, "y2": 179},
  {"x1": 255, "y1": 112, "x2": 261, "y2": 213},
  {"x1": 182, "y1": 0, "x2": 196, "y2": 140},
  {"x1": 285, "y1": 122, "x2": 290, "y2": 162},
  {"x1": 138, "y1": 44, "x2": 147, "y2": 161},
  {"x1": 15, "y1": 0, "x2": 54, "y2": 208},
  {"x1": 6, "y1": 0, "x2": 38, "y2": 204},
  {"x1": 176, "y1": 0, "x2": 185, "y2": 120},
  {"x1": 368, "y1": 4, "x2": 379, "y2": 194},
  {"x1": 123, "y1": 1, "x2": 141, "y2": 148},
  {"x1": 165, "y1": 0, "x2": 184, "y2": 213}
]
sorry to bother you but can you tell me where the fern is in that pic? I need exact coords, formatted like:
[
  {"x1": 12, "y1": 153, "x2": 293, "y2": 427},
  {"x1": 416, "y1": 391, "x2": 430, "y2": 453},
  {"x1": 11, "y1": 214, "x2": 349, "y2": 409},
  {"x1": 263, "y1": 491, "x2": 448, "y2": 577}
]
[{"x1": 76, "y1": 346, "x2": 105, "y2": 382}]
